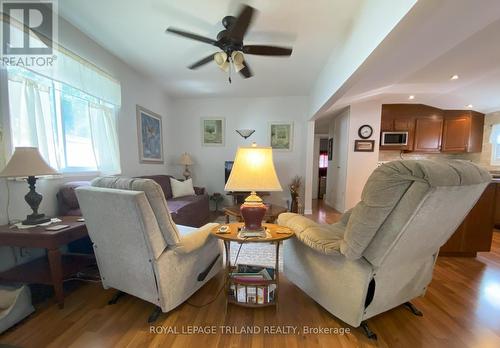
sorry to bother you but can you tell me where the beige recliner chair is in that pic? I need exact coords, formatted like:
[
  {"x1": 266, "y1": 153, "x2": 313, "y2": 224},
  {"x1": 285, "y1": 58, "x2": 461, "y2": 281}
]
[
  {"x1": 76, "y1": 177, "x2": 223, "y2": 322},
  {"x1": 278, "y1": 160, "x2": 490, "y2": 339}
]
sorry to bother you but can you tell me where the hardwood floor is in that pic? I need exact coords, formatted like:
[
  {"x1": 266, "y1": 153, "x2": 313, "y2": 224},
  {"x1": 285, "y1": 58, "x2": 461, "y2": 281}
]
[{"x1": 1, "y1": 200, "x2": 500, "y2": 347}]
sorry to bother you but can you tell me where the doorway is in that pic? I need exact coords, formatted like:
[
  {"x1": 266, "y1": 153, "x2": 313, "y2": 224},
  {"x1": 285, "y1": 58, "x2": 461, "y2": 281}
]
[
  {"x1": 318, "y1": 138, "x2": 329, "y2": 199},
  {"x1": 324, "y1": 110, "x2": 349, "y2": 212}
]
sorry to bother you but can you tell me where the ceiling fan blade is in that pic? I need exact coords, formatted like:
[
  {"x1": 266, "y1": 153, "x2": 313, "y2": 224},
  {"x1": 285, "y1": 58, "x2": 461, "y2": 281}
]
[
  {"x1": 239, "y1": 61, "x2": 253, "y2": 79},
  {"x1": 243, "y1": 45, "x2": 293, "y2": 56},
  {"x1": 166, "y1": 27, "x2": 218, "y2": 46},
  {"x1": 188, "y1": 54, "x2": 215, "y2": 69},
  {"x1": 228, "y1": 5, "x2": 255, "y2": 42}
]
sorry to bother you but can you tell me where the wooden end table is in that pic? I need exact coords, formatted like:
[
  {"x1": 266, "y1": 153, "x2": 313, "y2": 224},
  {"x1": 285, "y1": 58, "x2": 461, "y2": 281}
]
[
  {"x1": 223, "y1": 204, "x2": 288, "y2": 224},
  {"x1": 211, "y1": 222, "x2": 294, "y2": 310},
  {"x1": 0, "y1": 216, "x2": 95, "y2": 308}
]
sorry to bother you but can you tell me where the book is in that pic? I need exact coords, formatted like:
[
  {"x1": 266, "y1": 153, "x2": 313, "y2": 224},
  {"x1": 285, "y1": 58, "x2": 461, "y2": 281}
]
[
  {"x1": 235, "y1": 284, "x2": 267, "y2": 304},
  {"x1": 237, "y1": 264, "x2": 275, "y2": 279}
]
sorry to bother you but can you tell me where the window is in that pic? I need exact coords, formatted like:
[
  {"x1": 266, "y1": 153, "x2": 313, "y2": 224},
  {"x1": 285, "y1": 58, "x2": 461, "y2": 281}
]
[
  {"x1": 4, "y1": 65, "x2": 121, "y2": 175},
  {"x1": 491, "y1": 124, "x2": 500, "y2": 166},
  {"x1": 319, "y1": 151, "x2": 328, "y2": 168}
]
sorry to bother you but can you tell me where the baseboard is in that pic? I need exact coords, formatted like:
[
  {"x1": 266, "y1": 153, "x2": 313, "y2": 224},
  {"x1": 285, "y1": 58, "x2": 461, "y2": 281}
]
[{"x1": 304, "y1": 209, "x2": 312, "y2": 215}]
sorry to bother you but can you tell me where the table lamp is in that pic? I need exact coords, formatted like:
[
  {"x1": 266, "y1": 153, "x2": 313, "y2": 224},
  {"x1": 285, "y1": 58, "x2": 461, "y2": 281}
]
[
  {"x1": 224, "y1": 144, "x2": 282, "y2": 236},
  {"x1": 0, "y1": 147, "x2": 58, "y2": 225},
  {"x1": 179, "y1": 152, "x2": 194, "y2": 179}
]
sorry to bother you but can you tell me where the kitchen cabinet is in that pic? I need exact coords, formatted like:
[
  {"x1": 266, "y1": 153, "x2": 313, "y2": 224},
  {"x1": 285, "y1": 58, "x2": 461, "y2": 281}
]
[
  {"x1": 380, "y1": 104, "x2": 484, "y2": 153},
  {"x1": 442, "y1": 110, "x2": 484, "y2": 153},
  {"x1": 413, "y1": 117, "x2": 443, "y2": 152},
  {"x1": 379, "y1": 104, "x2": 432, "y2": 151},
  {"x1": 440, "y1": 182, "x2": 496, "y2": 256}
]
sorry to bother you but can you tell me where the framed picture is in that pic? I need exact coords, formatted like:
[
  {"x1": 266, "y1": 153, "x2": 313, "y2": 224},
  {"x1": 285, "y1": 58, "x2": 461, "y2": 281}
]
[
  {"x1": 354, "y1": 140, "x2": 375, "y2": 152},
  {"x1": 201, "y1": 118, "x2": 225, "y2": 146},
  {"x1": 269, "y1": 122, "x2": 293, "y2": 151},
  {"x1": 328, "y1": 138, "x2": 333, "y2": 160},
  {"x1": 136, "y1": 105, "x2": 164, "y2": 163}
]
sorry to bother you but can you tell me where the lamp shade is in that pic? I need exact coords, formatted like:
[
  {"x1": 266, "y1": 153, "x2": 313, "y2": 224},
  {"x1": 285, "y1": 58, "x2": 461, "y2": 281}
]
[
  {"x1": 0, "y1": 147, "x2": 58, "y2": 178},
  {"x1": 225, "y1": 145, "x2": 282, "y2": 192},
  {"x1": 179, "y1": 152, "x2": 194, "y2": 166},
  {"x1": 231, "y1": 51, "x2": 245, "y2": 72}
]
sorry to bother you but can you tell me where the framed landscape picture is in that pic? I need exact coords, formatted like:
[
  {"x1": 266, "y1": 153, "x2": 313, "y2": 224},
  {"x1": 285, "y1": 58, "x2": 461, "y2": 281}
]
[
  {"x1": 136, "y1": 105, "x2": 164, "y2": 163},
  {"x1": 201, "y1": 118, "x2": 225, "y2": 146},
  {"x1": 269, "y1": 122, "x2": 293, "y2": 151}
]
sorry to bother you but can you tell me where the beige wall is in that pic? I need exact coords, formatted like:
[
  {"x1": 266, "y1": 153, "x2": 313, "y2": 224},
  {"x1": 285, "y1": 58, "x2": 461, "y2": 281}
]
[
  {"x1": 344, "y1": 101, "x2": 381, "y2": 210},
  {"x1": 169, "y1": 96, "x2": 310, "y2": 208}
]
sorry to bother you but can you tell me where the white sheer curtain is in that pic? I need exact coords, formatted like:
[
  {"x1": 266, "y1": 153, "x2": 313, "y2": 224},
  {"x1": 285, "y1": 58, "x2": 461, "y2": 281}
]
[
  {"x1": 490, "y1": 124, "x2": 500, "y2": 145},
  {"x1": 89, "y1": 104, "x2": 121, "y2": 175},
  {"x1": 8, "y1": 76, "x2": 61, "y2": 170},
  {"x1": 6, "y1": 69, "x2": 122, "y2": 175}
]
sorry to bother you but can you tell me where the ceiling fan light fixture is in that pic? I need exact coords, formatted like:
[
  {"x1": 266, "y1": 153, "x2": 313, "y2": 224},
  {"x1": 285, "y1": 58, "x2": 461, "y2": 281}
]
[
  {"x1": 214, "y1": 51, "x2": 227, "y2": 64},
  {"x1": 220, "y1": 61, "x2": 230, "y2": 72},
  {"x1": 166, "y1": 4, "x2": 294, "y2": 80},
  {"x1": 231, "y1": 51, "x2": 245, "y2": 72}
]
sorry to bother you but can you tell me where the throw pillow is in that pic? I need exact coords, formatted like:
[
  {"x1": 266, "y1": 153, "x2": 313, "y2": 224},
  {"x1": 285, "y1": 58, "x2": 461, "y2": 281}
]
[{"x1": 170, "y1": 177, "x2": 196, "y2": 198}]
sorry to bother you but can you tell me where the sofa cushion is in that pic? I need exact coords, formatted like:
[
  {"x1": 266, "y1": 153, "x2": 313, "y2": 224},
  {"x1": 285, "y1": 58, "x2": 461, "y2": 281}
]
[
  {"x1": 167, "y1": 194, "x2": 210, "y2": 228},
  {"x1": 91, "y1": 177, "x2": 181, "y2": 245},
  {"x1": 167, "y1": 195, "x2": 202, "y2": 213},
  {"x1": 170, "y1": 177, "x2": 195, "y2": 198},
  {"x1": 138, "y1": 175, "x2": 174, "y2": 199}
]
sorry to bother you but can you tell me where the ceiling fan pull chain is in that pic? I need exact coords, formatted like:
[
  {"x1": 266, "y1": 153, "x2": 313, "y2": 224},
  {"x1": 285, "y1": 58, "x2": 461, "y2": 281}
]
[{"x1": 228, "y1": 57, "x2": 232, "y2": 84}]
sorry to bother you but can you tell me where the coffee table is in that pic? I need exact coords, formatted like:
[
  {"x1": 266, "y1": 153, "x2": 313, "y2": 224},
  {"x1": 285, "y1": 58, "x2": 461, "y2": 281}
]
[
  {"x1": 223, "y1": 204, "x2": 288, "y2": 224},
  {"x1": 211, "y1": 222, "x2": 294, "y2": 310}
]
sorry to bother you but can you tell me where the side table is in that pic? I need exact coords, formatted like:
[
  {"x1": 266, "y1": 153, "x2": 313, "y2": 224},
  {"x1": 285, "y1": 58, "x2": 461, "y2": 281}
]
[
  {"x1": 211, "y1": 222, "x2": 294, "y2": 309},
  {"x1": 0, "y1": 216, "x2": 95, "y2": 308}
]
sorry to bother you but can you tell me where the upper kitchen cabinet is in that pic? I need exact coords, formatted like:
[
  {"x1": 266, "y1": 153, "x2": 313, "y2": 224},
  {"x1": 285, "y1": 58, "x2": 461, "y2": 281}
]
[
  {"x1": 414, "y1": 117, "x2": 444, "y2": 152},
  {"x1": 380, "y1": 104, "x2": 484, "y2": 153},
  {"x1": 380, "y1": 104, "x2": 442, "y2": 151},
  {"x1": 442, "y1": 110, "x2": 484, "y2": 153}
]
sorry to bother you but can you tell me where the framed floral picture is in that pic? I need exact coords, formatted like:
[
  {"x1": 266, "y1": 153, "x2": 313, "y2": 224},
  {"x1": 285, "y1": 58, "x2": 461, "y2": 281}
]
[
  {"x1": 136, "y1": 105, "x2": 164, "y2": 163},
  {"x1": 269, "y1": 122, "x2": 293, "y2": 151},
  {"x1": 201, "y1": 118, "x2": 225, "y2": 146}
]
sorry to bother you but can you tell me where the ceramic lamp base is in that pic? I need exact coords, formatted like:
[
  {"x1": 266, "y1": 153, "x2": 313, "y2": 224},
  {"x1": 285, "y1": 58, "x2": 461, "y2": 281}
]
[
  {"x1": 240, "y1": 191, "x2": 267, "y2": 232},
  {"x1": 22, "y1": 176, "x2": 51, "y2": 225}
]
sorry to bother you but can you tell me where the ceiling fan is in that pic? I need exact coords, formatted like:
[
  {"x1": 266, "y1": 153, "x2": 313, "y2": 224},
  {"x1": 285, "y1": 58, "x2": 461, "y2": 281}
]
[{"x1": 165, "y1": 4, "x2": 293, "y2": 81}]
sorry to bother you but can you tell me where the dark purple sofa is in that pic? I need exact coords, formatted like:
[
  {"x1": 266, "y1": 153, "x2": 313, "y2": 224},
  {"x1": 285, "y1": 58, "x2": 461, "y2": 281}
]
[
  {"x1": 57, "y1": 175, "x2": 210, "y2": 228},
  {"x1": 138, "y1": 175, "x2": 210, "y2": 228}
]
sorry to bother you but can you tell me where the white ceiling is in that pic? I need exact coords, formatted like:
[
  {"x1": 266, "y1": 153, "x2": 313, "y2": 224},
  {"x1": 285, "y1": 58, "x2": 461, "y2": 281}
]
[
  {"x1": 324, "y1": 0, "x2": 500, "y2": 115},
  {"x1": 59, "y1": 0, "x2": 364, "y2": 98}
]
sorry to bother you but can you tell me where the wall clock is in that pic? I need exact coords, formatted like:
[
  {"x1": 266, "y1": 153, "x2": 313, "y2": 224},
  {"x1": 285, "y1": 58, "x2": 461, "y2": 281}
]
[{"x1": 358, "y1": 125, "x2": 373, "y2": 139}]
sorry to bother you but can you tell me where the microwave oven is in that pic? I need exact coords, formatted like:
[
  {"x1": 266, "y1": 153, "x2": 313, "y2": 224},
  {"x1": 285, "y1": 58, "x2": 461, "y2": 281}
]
[{"x1": 381, "y1": 131, "x2": 408, "y2": 146}]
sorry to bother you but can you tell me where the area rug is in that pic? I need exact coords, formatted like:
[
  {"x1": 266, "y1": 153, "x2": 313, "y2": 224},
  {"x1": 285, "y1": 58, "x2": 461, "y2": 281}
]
[{"x1": 212, "y1": 215, "x2": 284, "y2": 270}]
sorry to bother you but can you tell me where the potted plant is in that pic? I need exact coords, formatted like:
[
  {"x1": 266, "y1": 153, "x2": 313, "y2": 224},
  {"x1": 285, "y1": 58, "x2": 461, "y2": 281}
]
[
  {"x1": 210, "y1": 192, "x2": 224, "y2": 212},
  {"x1": 289, "y1": 176, "x2": 302, "y2": 213}
]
